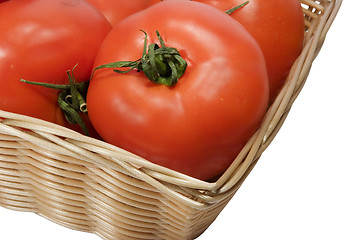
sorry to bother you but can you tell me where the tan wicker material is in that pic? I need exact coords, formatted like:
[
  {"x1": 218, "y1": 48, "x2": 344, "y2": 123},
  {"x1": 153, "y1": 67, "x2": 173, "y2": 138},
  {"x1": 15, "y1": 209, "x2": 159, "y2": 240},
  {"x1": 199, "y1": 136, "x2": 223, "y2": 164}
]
[{"x1": 0, "y1": 1, "x2": 342, "y2": 239}]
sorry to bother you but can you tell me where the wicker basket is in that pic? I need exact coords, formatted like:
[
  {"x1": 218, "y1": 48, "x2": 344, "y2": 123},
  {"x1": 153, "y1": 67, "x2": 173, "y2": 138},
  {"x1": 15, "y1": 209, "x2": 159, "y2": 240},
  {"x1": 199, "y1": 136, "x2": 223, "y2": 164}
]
[{"x1": 0, "y1": 1, "x2": 342, "y2": 239}]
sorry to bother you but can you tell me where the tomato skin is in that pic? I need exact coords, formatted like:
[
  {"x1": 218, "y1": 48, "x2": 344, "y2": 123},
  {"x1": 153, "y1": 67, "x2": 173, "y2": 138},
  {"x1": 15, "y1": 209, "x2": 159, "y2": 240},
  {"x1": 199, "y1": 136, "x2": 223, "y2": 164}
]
[
  {"x1": 87, "y1": 0, "x2": 269, "y2": 180},
  {"x1": 150, "y1": 0, "x2": 304, "y2": 102},
  {"x1": 84, "y1": 0, "x2": 151, "y2": 26},
  {"x1": 147, "y1": 0, "x2": 162, "y2": 6},
  {"x1": 195, "y1": 0, "x2": 305, "y2": 102},
  {"x1": 0, "y1": 0, "x2": 111, "y2": 136}
]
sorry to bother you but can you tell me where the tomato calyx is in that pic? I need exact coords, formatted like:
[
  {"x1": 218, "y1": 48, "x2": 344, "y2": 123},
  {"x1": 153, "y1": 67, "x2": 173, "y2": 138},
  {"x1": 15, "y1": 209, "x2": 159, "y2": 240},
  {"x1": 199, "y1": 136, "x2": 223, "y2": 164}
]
[
  {"x1": 20, "y1": 64, "x2": 90, "y2": 135},
  {"x1": 225, "y1": 1, "x2": 249, "y2": 15},
  {"x1": 92, "y1": 30, "x2": 187, "y2": 87}
]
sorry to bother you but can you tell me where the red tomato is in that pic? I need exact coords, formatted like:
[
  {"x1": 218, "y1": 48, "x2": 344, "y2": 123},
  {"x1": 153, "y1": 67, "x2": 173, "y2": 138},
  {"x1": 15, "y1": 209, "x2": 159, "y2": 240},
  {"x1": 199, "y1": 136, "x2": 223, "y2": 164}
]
[
  {"x1": 84, "y1": 0, "x2": 151, "y2": 26},
  {"x1": 0, "y1": 0, "x2": 111, "y2": 136},
  {"x1": 87, "y1": 0, "x2": 269, "y2": 180},
  {"x1": 195, "y1": 0, "x2": 305, "y2": 102},
  {"x1": 147, "y1": 0, "x2": 162, "y2": 6}
]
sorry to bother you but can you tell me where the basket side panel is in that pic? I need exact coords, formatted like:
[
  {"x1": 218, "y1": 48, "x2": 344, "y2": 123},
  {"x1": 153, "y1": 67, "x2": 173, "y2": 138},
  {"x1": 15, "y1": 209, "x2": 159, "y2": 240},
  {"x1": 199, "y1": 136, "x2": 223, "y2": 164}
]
[{"x1": 0, "y1": 128, "x2": 222, "y2": 240}]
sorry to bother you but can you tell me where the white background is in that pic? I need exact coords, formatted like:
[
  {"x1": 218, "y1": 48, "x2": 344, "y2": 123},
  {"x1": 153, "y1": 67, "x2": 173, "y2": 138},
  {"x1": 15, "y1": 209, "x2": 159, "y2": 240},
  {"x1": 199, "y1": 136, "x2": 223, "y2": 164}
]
[{"x1": 1, "y1": 1, "x2": 358, "y2": 239}]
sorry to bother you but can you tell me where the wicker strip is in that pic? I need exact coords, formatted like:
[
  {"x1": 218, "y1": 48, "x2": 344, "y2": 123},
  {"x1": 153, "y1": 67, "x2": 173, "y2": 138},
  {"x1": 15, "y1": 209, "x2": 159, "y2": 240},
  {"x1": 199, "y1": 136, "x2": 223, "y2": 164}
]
[{"x1": 0, "y1": 1, "x2": 342, "y2": 239}]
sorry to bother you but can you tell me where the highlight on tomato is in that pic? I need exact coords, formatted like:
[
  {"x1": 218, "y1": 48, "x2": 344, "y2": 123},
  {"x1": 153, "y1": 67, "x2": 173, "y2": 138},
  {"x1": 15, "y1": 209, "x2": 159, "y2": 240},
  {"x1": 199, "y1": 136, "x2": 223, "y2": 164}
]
[
  {"x1": 87, "y1": 0, "x2": 269, "y2": 181},
  {"x1": 0, "y1": 0, "x2": 111, "y2": 137}
]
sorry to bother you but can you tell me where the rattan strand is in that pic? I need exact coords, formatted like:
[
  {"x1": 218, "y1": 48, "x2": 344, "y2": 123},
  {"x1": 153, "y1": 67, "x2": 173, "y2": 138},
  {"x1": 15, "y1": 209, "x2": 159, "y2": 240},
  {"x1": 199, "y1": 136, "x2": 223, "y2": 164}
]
[{"x1": 0, "y1": 1, "x2": 342, "y2": 239}]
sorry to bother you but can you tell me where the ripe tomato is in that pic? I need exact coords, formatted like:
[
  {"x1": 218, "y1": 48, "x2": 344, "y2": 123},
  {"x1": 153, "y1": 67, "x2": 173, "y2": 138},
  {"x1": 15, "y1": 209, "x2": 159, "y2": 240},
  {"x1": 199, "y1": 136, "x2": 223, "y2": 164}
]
[
  {"x1": 147, "y1": 0, "x2": 162, "y2": 6},
  {"x1": 87, "y1": 0, "x2": 269, "y2": 180},
  {"x1": 0, "y1": 0, "x2": 111, "y2": 136},
  {"x1": 195, "y1": 0, "x2": 305, "y2": 102},
  {"x1": 84, "y1": 0, "x2": 151, "y2": 26}
]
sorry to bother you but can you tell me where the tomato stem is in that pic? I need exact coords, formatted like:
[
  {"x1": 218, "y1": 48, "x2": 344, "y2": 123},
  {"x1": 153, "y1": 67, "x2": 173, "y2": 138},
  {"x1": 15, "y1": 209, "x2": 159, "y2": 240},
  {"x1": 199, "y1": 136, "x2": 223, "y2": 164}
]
[
  {"x1": 225, "y1": 1, "x2": 249, "y2": 15},
  {"x1": 92, "y1": 30, "x2": 187, "y2": 87},
  {"x1": 20, "y1": 64, "x2": 90, "y2": 135},
  {"x1": 19, "y1": 79, "x2": 88, "y2": 91}
]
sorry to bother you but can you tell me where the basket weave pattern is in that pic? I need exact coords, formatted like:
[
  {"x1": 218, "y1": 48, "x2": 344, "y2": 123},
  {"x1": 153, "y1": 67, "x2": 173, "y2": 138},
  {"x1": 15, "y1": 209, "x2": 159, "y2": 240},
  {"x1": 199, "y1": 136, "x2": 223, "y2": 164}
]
[{"x1": 0, "y1": 1, "x2": 342, "y2": 239}]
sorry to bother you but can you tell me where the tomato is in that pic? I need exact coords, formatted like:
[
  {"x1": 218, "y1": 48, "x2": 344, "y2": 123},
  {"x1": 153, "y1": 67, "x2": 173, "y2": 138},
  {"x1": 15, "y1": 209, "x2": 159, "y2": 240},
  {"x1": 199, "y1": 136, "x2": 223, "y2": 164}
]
[
  {"x1": 84, "y1": 0, "x2": 151, "y2": 26},
  {"x1": 195, "y1": 0, "x2": 305, "y2": 102},
  {"x1": 87, "y1": 0, "x2": 269, "y2": 180},
  {"x1": 147, "y1": 0, "x2": 162, "y2": 6},
  {"x1": 0, "y1": 0, "x2": 111, "y2": 136}
]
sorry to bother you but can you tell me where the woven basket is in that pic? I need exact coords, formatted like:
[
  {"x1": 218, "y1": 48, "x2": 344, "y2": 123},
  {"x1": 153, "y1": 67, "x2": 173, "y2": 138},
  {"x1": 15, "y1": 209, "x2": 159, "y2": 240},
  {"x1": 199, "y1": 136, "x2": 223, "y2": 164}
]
[{"x1": 0, "y1": 1, "x2": 342, "y2": 239}]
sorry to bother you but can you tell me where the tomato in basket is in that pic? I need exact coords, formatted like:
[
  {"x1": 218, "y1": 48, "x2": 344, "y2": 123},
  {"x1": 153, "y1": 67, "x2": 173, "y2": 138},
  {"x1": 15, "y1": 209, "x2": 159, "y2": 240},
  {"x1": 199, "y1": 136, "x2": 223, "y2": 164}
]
[
  {"x1": 87, "y1": 0, "x2": 269, "y2": 180},
  {"x1": 84, "y1": 0, "x2": 152, "y2": 26},
  {"x1": 0, "y1": 0, "x2": 111, "y2": 137}
]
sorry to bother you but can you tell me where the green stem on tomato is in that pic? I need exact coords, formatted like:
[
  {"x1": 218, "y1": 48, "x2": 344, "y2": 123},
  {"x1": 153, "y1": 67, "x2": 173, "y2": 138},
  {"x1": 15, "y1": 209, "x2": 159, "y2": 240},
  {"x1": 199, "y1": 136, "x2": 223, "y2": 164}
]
[
  {"x1": 19, "y1": 79, "x2": 88, "y2": 91},
  {"x1": 225, "y1": 1, "x2": 249, "y2": 15},
  {"x1": 20, "y1": 64, "x2": 90, "y2": 135},
  {"x1": 92, "y1": 30, "x2": 187, "y2": 87}
]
